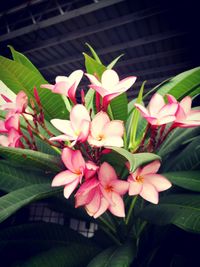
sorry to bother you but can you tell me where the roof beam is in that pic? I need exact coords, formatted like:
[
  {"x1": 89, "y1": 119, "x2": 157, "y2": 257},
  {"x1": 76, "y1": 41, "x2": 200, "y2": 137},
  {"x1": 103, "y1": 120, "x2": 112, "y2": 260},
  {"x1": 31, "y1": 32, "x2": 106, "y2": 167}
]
[
  {"x1": 21, "y1": 6, "x2": 168, "y2": 54},
  {"x1": 38, "y1": 31, "x2": 186, "y2": 70},
  {"x1": 0, "y1": 0, "x2": 123, "y2": 42}
]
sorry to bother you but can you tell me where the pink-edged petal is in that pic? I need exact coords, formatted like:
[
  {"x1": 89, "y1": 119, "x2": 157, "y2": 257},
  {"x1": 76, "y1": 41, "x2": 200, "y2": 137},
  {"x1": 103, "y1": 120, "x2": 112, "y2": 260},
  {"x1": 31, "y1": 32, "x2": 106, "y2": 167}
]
[
  {"x1": 16, "y1": 91, "x2": 28, "y2": 112},
  {"x1": 111, "y1": 180, "x2": 129, "y2": 195},
  {"x1": 134, "y1": 103, "x2": 149, "y2": 117},
  {"x1": 98, "y1": 162, "x2": 117, "y2": 185},
  {"x1": 89, "y1": 84, "x2": 108, "y2": 97},
  {"x1": 68, "y1": 83, "x2": 77, "y2": 103},
  {"x1": 180, "y1": 96, "x2": 192, "y2": 115},
  {"x1": 61, "y1": 147, "x2": 74, "y2": 171},
  {"x1": 49, "y1": 135, "x2": 72, "y2": 142},
  {"x1": 158, "y1": 115, "x2": 176, "y2": 125},
  {"x1": 103, "y1": 136, "x2": 124, "y2": 147},
  {"x1": 5, "y1": 114, "x2": 20, "y2": 131},
  {"x1": 0, "y1": 102, "x2": 15, "y2": 111},
  {"x1": 93, "y1": 197, "x2": 109, "y2": 218},
  {"x1": 70, "y1": 104, "x2": 90, "y2": 131},
  {"x1": 69, "y1": 70, "x2": 83, "y2": 87},
  {"x1": 85, "y1": 190, "x2": 101, "y2": 216},
  {"x1": 166, "y1": 94, "x2": 177, "y2": 104},
  {"x1": 52, "y1": 170, "x2": 80, "y2": 187},
  {"x1": 55, "y1": 76, "x2": 69, "y2": 83},
  {"x1": 0, "y1": 135, "x2": 9, "y2": 146},
  {"x1": 90, "y1": 111, "x2": 110, "y2": 138},
  {"x1": 128, "y1": 180, "x2": 143, "y2": 195},
  {"x1": 50, "y1": 119, "x2": 74, "y2": 135},
  {"x1": 115, "y1": 76, "x2": 137, "y2": 91},
  {"x1": 148, "y1": 93, "x2": 165, "y2": 116},
  {"x1": 87, "y1": 136, "x2": 104, "y2": 147},
  {"x1": 41, "y1": 84, "x2": 54, "y2": 90},
  {"x1": 64, "y1": 179, "x2": 79, "y2": 199},
  {"x1": 140, "y1": 160, "x2": 161, "y2": 176},
  {"x1": 71, "y1": 149, "x2": 85, "y2": 171},
  {"x1": 187, "y1": 110, "x2": 200, "y2": 120},
  {"x1": 144, "y1": 174, "x2": 172, "y2": 192},
  {"x1": 0, "y1": 121, "x2": 7, "y2": 133},
  {"x1": 103, "y1": 120, "x2": 124, "y2": 137},
  {"x1": 109, "y1": 192, "x2": 125, "y2": 217},
  {"x1": 76, "y1": 178, "x2": 99, "y2": 196},
  {"x1": 140, "y1": 183, "x2": 159, "y2": 204},
  {"x1": 75, "y1": 189, "x2": 95, "y2": 208},
  {"x1": 85, "y1": 161, "x2": 99, "y2": 180},
  {"x1": 101, "y1": 69, "x2": 119, "y2": 89},
  {"x1": 53, "y1": 81, "x2": 70, "y2": 95},
  {"x1": 77, "y1": 120, "x2": 90, "y2": 142},
  {"x1": 102, "y1": 92, "x2": 121, "y2": 108},
  {"x1": 85, "y1": 73, "x2": 102, "y2": 86},
  {"x1": 158, "y1": 103, "x2": 178, "y2": 117}
]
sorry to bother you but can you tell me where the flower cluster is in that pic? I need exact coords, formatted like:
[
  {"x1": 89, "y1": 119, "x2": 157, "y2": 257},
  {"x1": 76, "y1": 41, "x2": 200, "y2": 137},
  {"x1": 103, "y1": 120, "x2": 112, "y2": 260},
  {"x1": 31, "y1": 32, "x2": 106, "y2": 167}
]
[{"x1": 1, "y1": 68, "x2": 200, "y2": 219}]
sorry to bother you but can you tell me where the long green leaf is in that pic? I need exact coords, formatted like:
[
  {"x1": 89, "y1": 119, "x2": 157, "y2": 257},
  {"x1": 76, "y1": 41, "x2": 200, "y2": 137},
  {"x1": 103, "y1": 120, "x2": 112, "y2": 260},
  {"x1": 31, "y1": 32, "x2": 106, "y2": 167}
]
[
  {"x1": 0, "y1": 162, "x2": 49, "y2": 192},
  {"x1": 86, "y1": 43, "x2": 102, "y2": 64},
  {"x1": 156, "y1": 67, "x2": 200, "y2": 99},
  {"x1": 162, "y1": 136, "x2": 200, "y2": 172},
  {"x1": 107, "y1": 54, "x2": 124, "y2": 70},
  {"x1": 109, "y1": 93, "x2": 128, "y2": 121},
  {"x1": 107, "y1": 147, "x2": 160, "y2": 172},
  {"x1": 139, "y1": 194, "x2": 200, "y2": 233},
  {"x1": 0, "y1": 56, "x2": 68, "y2": 120},
  {"x1": 87, "y1": 243, "x2": 136, "y2": 267},
  {"x1": 0, "y1": 146, "x2": 61, "y2": 172},
  {"x1": 164, "y1": 171, "x2": 200, "y2": 192},
  {"x1": 0, "y1": 183, "x2": 60, "y2": 223}
]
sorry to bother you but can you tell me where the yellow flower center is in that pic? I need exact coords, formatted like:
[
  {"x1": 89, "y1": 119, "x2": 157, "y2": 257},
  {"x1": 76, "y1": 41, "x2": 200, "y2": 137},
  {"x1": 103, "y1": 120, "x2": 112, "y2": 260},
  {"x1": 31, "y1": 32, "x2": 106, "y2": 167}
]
[
  {"x1": 105, "y1": 185, "x2": 113, "y2": 192},
  {"x1": 136, "y1": 175, "x2": 144, "y2": 183},
  {"x1": 97, "y1": 134, "x2": 104, "y2": 141}
]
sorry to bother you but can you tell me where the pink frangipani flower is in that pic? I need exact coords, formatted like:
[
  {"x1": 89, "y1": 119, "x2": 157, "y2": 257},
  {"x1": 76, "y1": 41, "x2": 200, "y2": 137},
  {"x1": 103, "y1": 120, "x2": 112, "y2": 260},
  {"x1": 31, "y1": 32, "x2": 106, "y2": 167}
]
[
  {"x1": 50, "y1": 104, "x2": 90, "y2": 146},
  {"x1": 0, "y1": 128, "x2": 22, "y2": 147},
  {"x1": 52, "y1": 147, "x2": 86, "y2": 198},
  {"x1": 85, "y1": 69, "x2": 136, "y2": 109},
  {"x1": 135, "y1": 93, "x2": 178, "y2": 126},
  {"x1": 128, "y1": 160, "x2": 172, "y2": 204},
  {"x1": 88, "y1": 111, "x2": 124, "y2": 147},
  {"x1": 75, "y1": 162, "x2": 129, "y2": 218},
  {"x1": 41, "y1": 70, "x2": 83, "y2": 104},
  {"x1": 167, "y1": 94, "x2": 200, "y2": 128},
  {"x1": 0, "y1": 91, "x2": 28, "y2": 114}
]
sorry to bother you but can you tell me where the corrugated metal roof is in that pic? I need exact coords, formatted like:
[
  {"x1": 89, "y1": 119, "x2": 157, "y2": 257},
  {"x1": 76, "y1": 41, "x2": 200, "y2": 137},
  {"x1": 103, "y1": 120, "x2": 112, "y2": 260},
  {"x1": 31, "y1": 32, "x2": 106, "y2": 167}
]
[{"x1": 0, "y1": 0, "x2": 199, "y2": 100}]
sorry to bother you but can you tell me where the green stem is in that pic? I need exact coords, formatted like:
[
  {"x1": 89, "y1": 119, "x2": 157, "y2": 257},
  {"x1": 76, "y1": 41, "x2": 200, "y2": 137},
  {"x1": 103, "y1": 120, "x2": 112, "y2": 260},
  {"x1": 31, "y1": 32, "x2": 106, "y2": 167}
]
[
  {"x1": 99, "y1": 224, "x2": 122, "y2": 246},
  {"x1": 125, "y1": 195, "x2": 138, "y2": 225},
  {"x1": 51, "y1": 146, "x2": 61, "y2": 155},
  {"x1": 98, "y1": 216, "x2": 116, "y2": 234},
  {"x1": 123, "y1": 129, "x2": 128, "y2": 149}
]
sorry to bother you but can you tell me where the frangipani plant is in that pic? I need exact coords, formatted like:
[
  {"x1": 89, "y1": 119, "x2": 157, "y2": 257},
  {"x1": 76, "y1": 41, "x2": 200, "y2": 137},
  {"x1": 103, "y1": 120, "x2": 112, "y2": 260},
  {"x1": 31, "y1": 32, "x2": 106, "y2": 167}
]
[{"x1": 0, "y1": 45, "x2": 200, "y2": 266}]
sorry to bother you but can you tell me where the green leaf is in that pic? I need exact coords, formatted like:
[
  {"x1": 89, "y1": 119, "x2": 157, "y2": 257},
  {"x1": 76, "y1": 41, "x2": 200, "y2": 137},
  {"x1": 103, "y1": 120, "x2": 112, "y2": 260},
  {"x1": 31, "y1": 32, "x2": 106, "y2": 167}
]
[
  {"x1": 0, "y1": 56, "x2": 68, "y2": 120},
  {"x1": 162, "y1": 136, "x2": 200, "y2": 172},
  {"x1": 8, "y1": 45, "x2": 42, "y2": 75},
  {"x1": 87, "y1": 243, "x2": 136, "y2": 267},
  {"x1": 109, "y1": 93, "x2": 128, "y2": 121},
  {"x1": 0, "y1": 146, "x2": 61, "y2": 172},
  {"x1": 0, "y1": 162, "x2": 49, "y2": 192},
  {"x1": 86, "y1": 43, "x2": 102, "y2": 64},
  {"x1": 21, "y1": 244, "x2": 100, "y2": 267},
  {"x1": 128, "y1": 81, "x2": 145, "y2": 151},
  {"x1": 139, "y1": 194, "x2": 200, "y2": 233},
  {"x1": 0, "y1": 183, "x2": 60, "y2": 223},
  {"x1": 155, "y1": 67, "x2": 200, "y2": 99},
  {"x1": 83, "y1": 53, "x2": 106, "y2": 78},
  {"x1": 158, "y1": 126, "x2": 200, "y2": 158},
  {"x1": 164, "y1": 171, "x2": 200, "y2": 192},
  {"x1": 106, "y1": 147, "x2": 160, "y2": 172},
  {"x1": 107, "y1": 54, "x2": 124, "y2": 69}
]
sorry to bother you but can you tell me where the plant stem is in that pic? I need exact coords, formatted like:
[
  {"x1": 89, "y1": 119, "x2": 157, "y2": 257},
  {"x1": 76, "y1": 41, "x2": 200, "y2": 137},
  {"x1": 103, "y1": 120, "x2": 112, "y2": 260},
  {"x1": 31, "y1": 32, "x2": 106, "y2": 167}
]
[
  {"x1": 98, "y1": 216, "x2": 116, "y2": 234},
  {"x1": 99, "y1": 224, "x2": 122, "y2": 246},
  {"x1": 125, "y1": 195, "x2": 138, "y2": 225}
]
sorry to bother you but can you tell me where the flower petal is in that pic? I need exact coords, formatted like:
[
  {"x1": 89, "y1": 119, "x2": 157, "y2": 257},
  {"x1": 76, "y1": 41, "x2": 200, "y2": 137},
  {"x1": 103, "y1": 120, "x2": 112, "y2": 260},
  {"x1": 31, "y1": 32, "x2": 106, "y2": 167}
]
[
  {"x1": 115, "y1": 76, "x2": 137, "y2": 91},
  {"x1": 85, "y1": 190, "x2": 101, "y2": 216},
  {"x1": 50, "y1": 119, "x2": 74, "y2": 136},
  {"x1": 180, "y1": 96, "x2": 192, "y2": 115},
  {"x1": 140, "y1": 183, "x2": 159, "y2": 204},
  {"x1": 53, "y1": 81, "x2": 70, "y2": 95},
  {"x1": 98, "y1": 162, "x2": 117, "y2": 185},
  {"x1": 101, "y1": 69, "x2": 119, "y2": 89},
  {"x1": 128, "y1": 180, "x2": 142, "y2": 195},
  {"x1": 158, "y1": 103, "x2": 178, "y2": 117},
  {"x1": 148, "y1": 93, "x2": 165, "y2": 116},
  {"x1": 70, "y1": 104, "x2": 90, "y2": 131},
  {"x1": 71, "y1": 149, "x2": 85, "y2": 171},
  {"x1": 111, "y1": 180, "x2": 129, "y2": 195},
  {"x1": 90, "y1": 111, "x2": 110, "y2": 138},
  {"x1": 85, "y1": 73, "x2": 102, "y2": 87},
  {"x1": 103, "y1": 136, "x2": 124, "y2": 147},
  {"x1": 93, "y1": 197, "x2": 109, "y2": 218},
  {"x1": 103, "y1": 121, "x2": 124, "y2": 138},
  {"x1": 61, "y1": 147, "x2": 74, "y2": 171},
  {"x1": 64, "y1": 179, "x2": 79, "y2": 199},
  {"x1": 134, "y1": 103, "x2": 149, "y2": 117},
  {"x1": 77, "y1": 120, "x2": 90, "y2": 142},
  {"x1": 144, "y1": 174, "x2": 172, "y2": 192},
  {"x1": 140, "y1": 160, "x2": 161, "y2": 176},
  {"x1": 109, "y1": 192, "x2": 125, "y2": 217},
  {"x1": 52, "y1": 170, "x2": 80, "y2": 186}
]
